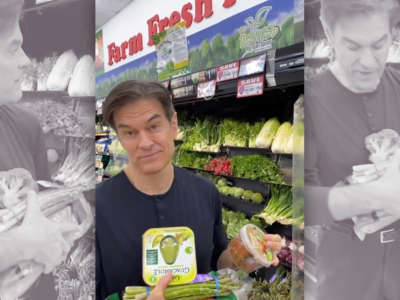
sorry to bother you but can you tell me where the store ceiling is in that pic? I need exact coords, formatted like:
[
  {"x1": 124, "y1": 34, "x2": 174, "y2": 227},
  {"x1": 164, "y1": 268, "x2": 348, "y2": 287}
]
[{"x1": 96, "y1": 0, "x2": 133, "y2": 29}]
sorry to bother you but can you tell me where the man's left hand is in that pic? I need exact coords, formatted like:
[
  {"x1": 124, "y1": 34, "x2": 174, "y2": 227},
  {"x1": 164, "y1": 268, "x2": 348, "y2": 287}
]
[{"x1": 264, "y1": 234, "x2": 282, "y2": 266}]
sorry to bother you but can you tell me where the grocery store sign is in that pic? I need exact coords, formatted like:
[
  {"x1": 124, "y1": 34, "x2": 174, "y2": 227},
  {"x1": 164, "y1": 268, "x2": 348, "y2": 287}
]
[
  {"x1": 96, "y1": 0, "x2": 302, "y2": 99},
  {"x1": 239, "y1": 6, "x2": 280, "y2": 55},
  {"x1": 106, "y1": 0, "x2": 237, "y2": 67}
]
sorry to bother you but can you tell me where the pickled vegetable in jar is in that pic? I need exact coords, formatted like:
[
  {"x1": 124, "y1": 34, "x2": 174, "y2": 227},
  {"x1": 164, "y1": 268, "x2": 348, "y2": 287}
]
[{"x1": 228, "y1": 224, "x2": 274, "y2": 273}]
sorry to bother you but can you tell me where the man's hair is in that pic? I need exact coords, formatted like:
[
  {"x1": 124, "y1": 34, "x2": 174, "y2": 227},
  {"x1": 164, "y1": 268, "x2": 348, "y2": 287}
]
[
  {"x1": 103, "y1": 80, "x2": 175, "y2": 129},
  {"x1": 320, "y1": 0, "x2": 400, "y2": 32}
]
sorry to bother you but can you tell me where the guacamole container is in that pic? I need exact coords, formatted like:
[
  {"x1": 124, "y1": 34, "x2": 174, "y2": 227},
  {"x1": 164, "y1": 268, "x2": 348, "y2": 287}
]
[
  {"x1": 228, "y1": 224, "x2": 274, "y2": 273},
  {"x1": 142, "y1": 227, "x2": 197, "y2": 286}
]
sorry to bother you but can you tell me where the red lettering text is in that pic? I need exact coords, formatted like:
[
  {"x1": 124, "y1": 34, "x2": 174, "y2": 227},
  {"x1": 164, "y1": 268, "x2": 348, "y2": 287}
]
[
  {"x1": 194, "y1": 0, "x2": 213, "y2": 23},
  {"x1": 170, "y1": 11, "x2": 181, "y2": 27},
  {"x1": 159, "y1": 17, "x2": 170, "y2": 32},
  {"x1": 129, "y1": 33, "x2": 143, "y2": 55},
  {"x1": 223, "y1": 0, "x2": 236, "y2": 8},
  {"x1": 121, "y1": 41, "x2": 128, "y2": 59},
  {"x1": 107, "y1": 43, "x2": 116, "y2": 66},
  {"x1": 181, "y1": 3, "x2": 193, "y2": 28},
  {"x1": 114, "y1": 45, "x2": 121, "y2": 62},
  {"x1": 147, "y1": 14, "x2": 160, "y2": 46}
]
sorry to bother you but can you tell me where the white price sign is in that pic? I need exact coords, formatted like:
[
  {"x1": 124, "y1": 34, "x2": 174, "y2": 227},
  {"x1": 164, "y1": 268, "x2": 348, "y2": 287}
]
[
  {"x1": 237, "y1": 75, "x2": 264, "y2": 98},
  {"x1": 216, "y1": 61, "x2": 239, "y2": 82},
  {"x1": 197, "y1": 80, "x2": 216, "y2": 99}
]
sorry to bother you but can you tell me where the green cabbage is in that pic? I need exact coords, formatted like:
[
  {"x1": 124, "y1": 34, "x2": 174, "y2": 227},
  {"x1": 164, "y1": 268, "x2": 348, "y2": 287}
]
[
  {"x1": 255, "y1": 118, "x2": 281, "y2": 149},
  {"x1": 271, "y1": 122, "x2": 292, "y2": 153}
]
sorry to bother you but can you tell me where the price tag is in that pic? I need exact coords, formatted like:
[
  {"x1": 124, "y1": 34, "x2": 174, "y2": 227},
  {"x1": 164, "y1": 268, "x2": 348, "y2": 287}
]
[
  {"x1": 191, "y1": 68, "x2": 216, "y2": 84},
  {"x1": 197, "y1": 80, "x2": 216, "y2": 99},
  {"x1": 161, "y1": 81, "x2": 170, "y2": 89},
  {"x1": 265, "y1": 49, "x2": 276, "y2": 87},
  {"x1": 96, "y1": 99, "x2": 104, "y2": 115},
  {"x1": 237, "y1": 75, "x2": 264, "y2": 98},
  {"x1": 171, "y1": 75, "x2": 192, "y2": 89},
  {"x1": 216, "y1": 61, "x2": 239, "y2": 82},
  {"x1": 172, "y1": 85, "x2": 195, "y2": 99},
  {"x1": 239, "y1": 53, "x2": 266, "y2": 77}
]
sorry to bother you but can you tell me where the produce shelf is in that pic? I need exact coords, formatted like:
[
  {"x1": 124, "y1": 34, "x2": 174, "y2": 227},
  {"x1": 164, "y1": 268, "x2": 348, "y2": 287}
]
[
  {"x1": 276, "y1": 154, "x2": 293, "y2": 185},
  {"x1": 96, "y1": 152, "x2": 111, "y2": 157},
  {"x1": 22, "y1": 91, "x2": 94, "y2": 102},
  {"x1": 222, "y1": 146, "x2": 281, "y2": 161},
  {"x1": 96, "y1": 132, "x2": 110, "y2": 137},
  {"x1": 182, "y1": 166, "x2": 290, "y2": 188},
  {"x1": 221, "y1": 195, "x2": 266, "y2": 218},
  {"x1": 176, "y1": 145, "x2": 293, "y2": 165},
  {"x1": 173, "y1": 80, "x2": 303, "y2": 106}
]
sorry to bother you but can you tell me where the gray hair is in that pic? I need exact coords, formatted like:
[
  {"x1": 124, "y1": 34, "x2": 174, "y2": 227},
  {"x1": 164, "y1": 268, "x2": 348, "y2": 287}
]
[{"x1": 320, "y1": 0, "x2": 400, "y2": 32}]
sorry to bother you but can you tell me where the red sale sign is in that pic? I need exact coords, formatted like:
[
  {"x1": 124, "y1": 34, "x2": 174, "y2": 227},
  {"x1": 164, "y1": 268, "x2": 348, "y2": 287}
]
[
  {"x1": 237, "y1": 75, "x2": 264, "y2": 98},
  {"x1": 216, "y1": 61, "x2": 239, "y2": 82}
]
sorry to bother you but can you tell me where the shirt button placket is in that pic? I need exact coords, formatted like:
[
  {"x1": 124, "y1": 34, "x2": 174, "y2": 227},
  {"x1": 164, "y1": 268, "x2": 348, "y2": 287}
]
[
  {"x1": 363, "y1": 95, "x2": 377, "y2": 132},
  {"x1": 154, "y1": 197, "x2": 166, "y2": 225}
]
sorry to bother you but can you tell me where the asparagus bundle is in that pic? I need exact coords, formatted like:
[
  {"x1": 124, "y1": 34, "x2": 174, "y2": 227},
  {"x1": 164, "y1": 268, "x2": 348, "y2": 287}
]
[{"x1": 122, "y1": 274, "x2": 241, "y2": 300}]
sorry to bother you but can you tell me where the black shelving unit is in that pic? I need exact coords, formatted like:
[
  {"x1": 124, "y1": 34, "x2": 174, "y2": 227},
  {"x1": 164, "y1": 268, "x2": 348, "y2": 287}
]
[{"x1": 171, "y1": 43, "x2": 304, "y2": 279}]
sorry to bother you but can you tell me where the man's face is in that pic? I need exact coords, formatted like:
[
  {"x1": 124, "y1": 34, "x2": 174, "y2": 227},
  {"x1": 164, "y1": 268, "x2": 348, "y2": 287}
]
[
  {"x1": 114, "y1": 98, "x2": 178, "y2": 175},
  {"x1": 0, "y1": 19, "x2": 30, "y2": 104},
  {"x1": 329, "y1": 12, "x2": 392, "y2": 93}
]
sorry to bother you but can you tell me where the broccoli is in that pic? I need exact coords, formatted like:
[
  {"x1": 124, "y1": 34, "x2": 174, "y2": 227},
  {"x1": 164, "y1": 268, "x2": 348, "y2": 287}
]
[
  {"x1": 217, "y1": 178, "x2": 228, "y2": 187},
  {"x1": 232, "y1": 187, "x2": 244, "y2": 198},
  {"x1": 219, "y1": 186, "x2": 230, "y2": 196},
  {"x1": 251, "y1": 192, "x2": 264, "y2": 204},
  {"x1": 242, "y1": 190, "x2": 253, "y2": 201}
]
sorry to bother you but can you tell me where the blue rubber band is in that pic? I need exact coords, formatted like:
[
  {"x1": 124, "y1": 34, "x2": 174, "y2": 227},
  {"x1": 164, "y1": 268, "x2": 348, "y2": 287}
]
[
  {"x1": 211, "y1": 274, "x2": 220, "y2": 297},
  {"x1": 146, "y1": 287, "x2": 151, "y2": 296}
]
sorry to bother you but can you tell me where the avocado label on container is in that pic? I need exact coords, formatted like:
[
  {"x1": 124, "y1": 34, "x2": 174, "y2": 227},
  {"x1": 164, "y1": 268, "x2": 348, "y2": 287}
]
[{"x1": 143, "y1": 227, "x2": 197, "y2": 286}]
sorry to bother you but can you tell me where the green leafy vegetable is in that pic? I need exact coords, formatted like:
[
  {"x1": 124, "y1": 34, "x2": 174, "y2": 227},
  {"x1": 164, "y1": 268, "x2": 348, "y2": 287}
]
[
  {"x1": 173, "y1": 149, "x2": 211, "y2": 169},
  {"x1": 221, "y1": 119, "x2": 249, "y2": 147},
  {"x1": 181, "y1": 118, "x2": 221, "y2": 152},
  {"x1": 249, "y1": 121, "x2": 265, "y2": 148},
  {"x1": 257, "y1": 185, "x2": 294, "y2": 225},
  {"x1": 222, "y1": 208, "x2": 264, "y2": 239},
  {"x1": 231, "y1": 155, "x2": 284, "y2": 183}
]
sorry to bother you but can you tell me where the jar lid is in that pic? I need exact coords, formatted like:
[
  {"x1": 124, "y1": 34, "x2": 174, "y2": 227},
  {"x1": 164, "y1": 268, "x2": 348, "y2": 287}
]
[{"x1": 239, "y1": 224, "x2": 273, "y2": 267}]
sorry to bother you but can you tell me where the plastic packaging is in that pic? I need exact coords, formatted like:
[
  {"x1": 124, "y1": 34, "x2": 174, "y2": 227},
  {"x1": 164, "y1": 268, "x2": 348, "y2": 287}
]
[
  {"x1": 228, "y1": 224, "x2": 274, "y2": 273},
  {"x1": 142, "y1": 227, "x2": 197, "y2": 286}
]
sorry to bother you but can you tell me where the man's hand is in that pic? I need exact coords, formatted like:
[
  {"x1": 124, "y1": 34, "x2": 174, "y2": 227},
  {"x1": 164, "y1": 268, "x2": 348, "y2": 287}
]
[
  {"x1": 146, "y1": 272, "x2": 173, "y2": 300},
  {"x1": 365, "y1": 159, "x2": 400, "y2": 217},
  {"x1": 13, "y1": 191, "x2": 79, "y2": 273},
  {"x1": 264, "y1": 234, "x2": 282, "y2": 266}
]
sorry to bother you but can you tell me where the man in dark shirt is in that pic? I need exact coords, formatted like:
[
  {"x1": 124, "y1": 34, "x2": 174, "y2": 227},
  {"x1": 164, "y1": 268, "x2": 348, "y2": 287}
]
[
  {"x1": 96, "y1": 80, "x2": 282, "y2": 300},
  {"x1": 305, "y1": 0, "x2": 400, "y2": 299}
]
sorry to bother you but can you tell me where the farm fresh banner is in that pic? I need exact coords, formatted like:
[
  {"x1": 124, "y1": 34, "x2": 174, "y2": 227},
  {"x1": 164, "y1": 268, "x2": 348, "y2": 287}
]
[{"x1": 96, "y1": 0, "x2": 303, "y2": 99}]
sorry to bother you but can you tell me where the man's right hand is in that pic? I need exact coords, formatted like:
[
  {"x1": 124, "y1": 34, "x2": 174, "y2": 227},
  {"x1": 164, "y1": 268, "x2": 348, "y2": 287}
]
[
  {"x1": 363, "y1": 158, "x2": 400, "y2": 217},
  {"x1": 146, "y1": 272, "x2": 173, "y2": 300},
  {"x1": 13, "y1": 191, "x2": 79, "y2": 273}
]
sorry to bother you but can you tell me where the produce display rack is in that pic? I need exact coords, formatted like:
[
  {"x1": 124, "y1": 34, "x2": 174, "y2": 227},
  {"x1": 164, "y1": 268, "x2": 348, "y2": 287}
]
[{"x1": 169, "y1": 42, "x2": 304, "y2": 283}]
